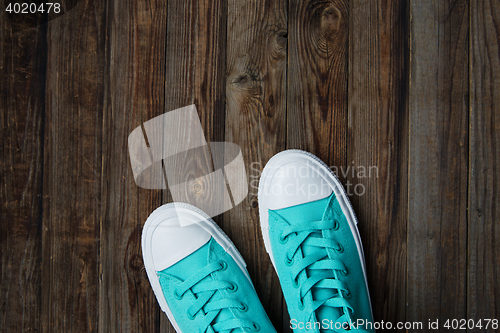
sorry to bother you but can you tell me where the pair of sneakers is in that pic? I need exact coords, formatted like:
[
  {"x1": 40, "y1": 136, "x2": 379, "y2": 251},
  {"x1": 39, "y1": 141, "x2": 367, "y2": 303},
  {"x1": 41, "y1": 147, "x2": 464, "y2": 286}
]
[{"x1": 142, "y1": 150, "x2": 374, "y2": 332}]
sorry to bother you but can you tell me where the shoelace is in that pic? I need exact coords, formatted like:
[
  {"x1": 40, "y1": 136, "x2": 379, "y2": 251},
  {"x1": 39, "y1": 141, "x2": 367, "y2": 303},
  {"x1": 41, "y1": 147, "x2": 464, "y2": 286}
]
[
  {"x1": 158, "y1": 260, "x2": 259, "y2": 333},
  {"x1": 280, "y1": 219, "x2": 368, "y2": 332}
]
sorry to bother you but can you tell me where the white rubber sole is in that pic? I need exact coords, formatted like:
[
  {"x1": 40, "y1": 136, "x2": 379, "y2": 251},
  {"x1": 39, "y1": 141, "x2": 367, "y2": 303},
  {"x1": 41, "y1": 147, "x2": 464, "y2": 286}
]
[
  {"x1": 257, "y1": 149, "x2": 373, "y2": 317},
  {"x1": 141, "y1": 203, "x2": 251, "y2": 333}
]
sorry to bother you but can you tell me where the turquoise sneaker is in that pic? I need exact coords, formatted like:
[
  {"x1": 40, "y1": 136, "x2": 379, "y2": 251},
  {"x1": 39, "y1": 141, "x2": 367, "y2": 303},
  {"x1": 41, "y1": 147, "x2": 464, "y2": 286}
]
[
  {"x1": 258, "y1": 150, "x2": 374, "y2": 332},
  {"x1": 142, "y1": 203, "x2": 277, "y2": 333}
]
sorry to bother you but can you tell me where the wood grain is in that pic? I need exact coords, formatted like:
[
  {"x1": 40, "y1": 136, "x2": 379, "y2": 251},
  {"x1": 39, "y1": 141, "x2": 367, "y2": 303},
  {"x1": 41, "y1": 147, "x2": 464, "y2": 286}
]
[
  {"x1": 468, "y1": 0, "x2": 500, "y2": 330},
  {"x1": 286, "y1": 0, "x2": 348, "y2": 330},
  {"x1": 225, "y1": 0, "x2": 288, "y2": 330},
  {"x1": 0, "y1": 10, "x2": 46, "y2": 333},
  {"x1": 407, "y1": 0, "x2": 469, "y2": 327},
  {"x1": 99, "y1": 0, "x2": 166, "y2": 332},
  {"x1": 2, "y1": 0, "x2": 500, "y2": 331},
  {"x1": 162, "y1": 0, "x2": 227, "y2": 142},
  {"x1": 41, "y1": 0, "x2": 106, "y2": 331},
  {"x1": 287, "y1": 0, "x2": 349, "y2": 175},
  {"x1": 348, "y1": 0, "x2": 409, "y2": 325},
  {"x1": 194, "y1": 0, "x2": 227, "y2": 145},
  {"x1": 159, "y1": 0, "x2": 227, "y2": 332}
]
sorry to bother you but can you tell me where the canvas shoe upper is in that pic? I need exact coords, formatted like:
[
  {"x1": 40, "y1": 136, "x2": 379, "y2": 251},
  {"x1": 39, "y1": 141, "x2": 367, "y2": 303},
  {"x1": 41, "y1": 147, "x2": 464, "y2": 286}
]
[
  {"x1": 142, "y1": 203, "x2": 277, "y2": 333},
  {"x1": 258, "y1": 150, "x2": 374, "y2": 333}
]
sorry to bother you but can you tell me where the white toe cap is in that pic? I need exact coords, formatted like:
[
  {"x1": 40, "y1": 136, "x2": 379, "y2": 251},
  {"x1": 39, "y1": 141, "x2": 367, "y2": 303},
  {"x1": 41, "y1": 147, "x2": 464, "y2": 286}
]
[
  {"x1": 146, "y1": 208, "x2": 211, "y2": 272},
  {"x1": 266, "y1": 161, "x2": 332, "y2": 210}
]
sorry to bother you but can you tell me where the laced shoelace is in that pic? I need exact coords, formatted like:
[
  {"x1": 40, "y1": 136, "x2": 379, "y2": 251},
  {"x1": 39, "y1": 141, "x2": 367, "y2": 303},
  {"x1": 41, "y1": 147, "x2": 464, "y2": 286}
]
[
  {"x1": 158, "y1": 260, "x2": 260, "y2": 333},
  {"x1": 279, "y1": 218, "x2": 369, "y2": 332}
]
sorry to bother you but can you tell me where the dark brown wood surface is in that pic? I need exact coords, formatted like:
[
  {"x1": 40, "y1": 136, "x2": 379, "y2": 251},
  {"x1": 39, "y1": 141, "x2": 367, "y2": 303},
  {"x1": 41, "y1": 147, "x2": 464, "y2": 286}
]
[
  {"x1": 1, "y1": 0, "x2": 499, "y2": 332},
  {"x1": 468, "y1": 0, "x2": 500, "y2": 328},
  {"x1": 348, "y1": 0, "x2": 409, "y2": 326},
  {"x1": 41, "y1": 0, "x2": 104, "y2": 331},
  {"x1": 286, "y1": 1, "x2": 348, "y2": 331},
  {"x1": 407, "y1": 0, "x2": 469, "y2": 327},
  {"x1": 225, "y1": 0, "x2": 287, "y2": 330},
  {"x1": 160, "y1": 0, "x2": 227, "y2": 332},
  {"x1": 1, "y1": 7, "x2": 46, "y2": 332},
  {"x1": 99, "y1": 0, "x2": 165, "y2": 332}
]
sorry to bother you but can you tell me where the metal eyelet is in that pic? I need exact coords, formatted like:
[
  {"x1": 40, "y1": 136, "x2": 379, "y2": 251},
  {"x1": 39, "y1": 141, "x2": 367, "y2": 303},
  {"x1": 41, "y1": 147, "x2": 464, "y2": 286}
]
[
  {"x1": 341, "y1": 268, "x2": 348, "y2": 276},
  {"x1": 298, "y1": 299, "x2": 305, "y2": 310},
  {"x1": 284, "y1": 255, "x2": 294, "y2": 266},
  {"x1": 238, "y1": 302, "x2": 248, "y2": 312},
  {"x1": 219, "y1": 260, "x2": 228, "y2": 271},
  {"x1": 250, "y1": 323, "x2": 260, "y2": 332},
  {"x1": 335, "y1": 243, "x2": 344, "y2": 253},
  {"x1": 227, "y1": 282, "x2": 238, "y2": 292},
  {"x1": 174, "y1": 290, "x2": 183, "y2": 300},
  {"x1": 333, "y1": 219, "x2": 340, "y2": 230},
  {"x1": 278, "y1": 233, "x2": 288, "y2": 244}
]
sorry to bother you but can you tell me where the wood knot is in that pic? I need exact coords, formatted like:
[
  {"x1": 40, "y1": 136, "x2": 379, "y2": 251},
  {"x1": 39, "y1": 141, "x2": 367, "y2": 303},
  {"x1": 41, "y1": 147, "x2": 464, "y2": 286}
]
[
  {"x1": 187, "y1": 178, "x2": 208, "y2": 199},
  {"x1": 321, "y1": 5, "x2": 341, "y2": 36},
  {"x1": 231, "y1": 71, "x2": 263, "y2": 95},
  {"x1": 193, "y1": 182, "x2": 203, "y2": 194},
  {"x1": 232, "y1": 73, "x2": 253, "y2": 89},
  {"x1": 129, "y1": 254, "x2": 143, "y2": 271},
  {"x1": 306, "y1": 2, "x2": 346, "y2": 55},
  {"x1": 276, "y1": 30, "x2": 288, "y2": 50}
]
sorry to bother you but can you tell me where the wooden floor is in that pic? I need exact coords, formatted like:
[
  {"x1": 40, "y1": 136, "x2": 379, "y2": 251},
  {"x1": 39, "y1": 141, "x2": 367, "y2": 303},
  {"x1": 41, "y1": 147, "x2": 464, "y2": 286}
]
[{"x1": 1, "y1": 0, "x2": 499, "y2": 332}]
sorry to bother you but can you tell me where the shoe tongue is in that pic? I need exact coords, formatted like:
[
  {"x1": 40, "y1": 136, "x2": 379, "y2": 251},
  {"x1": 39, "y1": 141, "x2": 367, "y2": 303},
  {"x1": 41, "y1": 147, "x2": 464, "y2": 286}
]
[
  {"x1": 274, "y1": 194, "x2": 343, "y2": 328},
  {"x1": 162, "y1": 238, "x2": 245, "y2": 333},
  {"x1": 275, "y1": 195, "x2": 328, "y2": 223}
]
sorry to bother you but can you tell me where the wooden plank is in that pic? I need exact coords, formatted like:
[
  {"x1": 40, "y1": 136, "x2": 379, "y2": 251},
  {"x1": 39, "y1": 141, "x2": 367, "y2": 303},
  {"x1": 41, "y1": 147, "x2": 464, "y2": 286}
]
[
  {"x1": 225, "y1": 0, "x2": 288, "y2": 330},
  {"x1": 348, "y1": 0, "x2": 408, "y2": 325},
  {"x1": 287, "y1": 0, "x2": 349, "y2": 175},
  {"x1": 468, "y1": 0, "x2": 500, "y2": 329},
  {"x1": 40, "y1": 0, "x2": 106, "y2": 331},
  {"x1": 99, "y1": 0, "x2": 166, "y2": 332},
  {"x1": 0, "y1": 11, "x2": 46, "y2": 333},
  {"x1": 407, "y1": 0, "x2": 469, "y2": 326},
  {"x1": 159, "y1": 0, "x2": 227, "y2": 332},
  {"x1": 286, "y1": 1, "x2": 348, "y2": 331},
  {"x1": 163, "y1": 0, "x2": 197, "y2": 113},
  {"x1": 193, "y1": 0, "x2": 227, "y2": 145}
]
